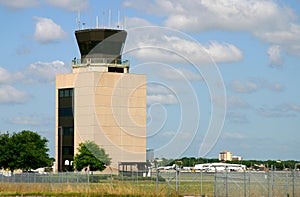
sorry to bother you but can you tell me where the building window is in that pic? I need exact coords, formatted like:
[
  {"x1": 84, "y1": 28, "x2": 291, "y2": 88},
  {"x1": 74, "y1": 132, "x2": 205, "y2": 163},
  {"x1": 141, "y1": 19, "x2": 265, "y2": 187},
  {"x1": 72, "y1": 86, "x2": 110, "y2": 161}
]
[
  {"x1": 59, "y1": 107, "x2": 73, "y2": 117},
  {"x1": 62, "y1": 146, "x2": 74, "y2": 155},
  {"x1": 63, "y1": 127, "x2": 74, "y2": 136},
  {"x1": 59, "y1": 89, "x2": 74, "y2": 98},
  {"x1": 59, "y1": 90, "x2": 64, "y2": 98},
  {"x1": 108, "y1": 67, "x2": 124, "y2": 73}
]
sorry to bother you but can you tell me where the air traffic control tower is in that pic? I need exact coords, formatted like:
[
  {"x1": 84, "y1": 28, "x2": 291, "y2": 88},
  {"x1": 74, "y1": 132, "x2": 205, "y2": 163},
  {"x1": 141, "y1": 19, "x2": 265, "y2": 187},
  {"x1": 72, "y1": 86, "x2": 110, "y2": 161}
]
[{"x1": 55, "y1": 28, "x2": 146, "y2": 172}]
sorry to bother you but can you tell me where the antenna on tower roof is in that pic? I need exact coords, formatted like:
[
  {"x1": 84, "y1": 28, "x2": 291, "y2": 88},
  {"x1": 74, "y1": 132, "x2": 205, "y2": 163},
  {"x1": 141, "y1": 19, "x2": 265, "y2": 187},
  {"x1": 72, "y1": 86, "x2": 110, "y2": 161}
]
[
  {"x1": 76, "y1": 10, "x2": 81, "y2": 30},
  {"x1": 117, "y1": 11, "x2": 120, "y2": 29},
  {"x1": 123, "y1": 17, "x2": 126, "y2": 29},
  {"x1": 108, "y1": 9, "x2": 111, "y2": 28},
  {"x1": 96, "y1": 16, "x2": 99, "y2": 28}
]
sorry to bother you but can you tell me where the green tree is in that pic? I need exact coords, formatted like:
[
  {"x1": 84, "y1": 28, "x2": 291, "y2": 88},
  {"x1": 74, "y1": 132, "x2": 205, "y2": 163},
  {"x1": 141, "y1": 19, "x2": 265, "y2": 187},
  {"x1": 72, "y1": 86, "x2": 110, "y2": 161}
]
[
  {"x1": 0, "y1": 132, "x2": 15, "y2": 171},
  {"x1": 74, "y1": 141, "x2": 111, "y2": 172},
  {"x1": 0, "y1": 130, "x2": 52, "y2": 172}
]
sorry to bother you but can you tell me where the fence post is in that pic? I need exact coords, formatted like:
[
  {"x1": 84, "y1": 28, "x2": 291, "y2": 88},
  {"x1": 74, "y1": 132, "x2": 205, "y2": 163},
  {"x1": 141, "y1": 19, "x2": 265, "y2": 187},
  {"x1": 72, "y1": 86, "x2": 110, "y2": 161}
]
[
  {"x1": 244, "y1": 170, "x2": 246, "y2": 197},
  {"x1": 131, "y1": 168, "x2": 134, "y2": 193},
  {"x1": 109, "y1": 166, "x2": 113, "y2": 188},
  {"x1": 175, "y1": 167, "x2": 179, "y2": 193},
  {"x1": 200, "y1": 170, "x2": 203, "y2": 195},
  {"x1": 266, "y1": 170, "x2": 270, "y2": 197},
  {"x1": 225, "y1": 166, "x2": 228, "y2": 197},
  {"x1": 272, "y1": 166, "x2": 274, "y2": 197},
  {"x1": 286, "y1": 171, "x2": 289, "y2": 197},
  {"x1": 156, "y1": 168, "x2": 159, "y2": 194},
  {"x1": 214, "y1": 167, "x2": 217, "y2": 197},
  {"x1": 293, "y1": 163, "x2": 300, "y2": 197},
  {"x1": 248, "y1": 172, "x2": 251, "y2": 197}
]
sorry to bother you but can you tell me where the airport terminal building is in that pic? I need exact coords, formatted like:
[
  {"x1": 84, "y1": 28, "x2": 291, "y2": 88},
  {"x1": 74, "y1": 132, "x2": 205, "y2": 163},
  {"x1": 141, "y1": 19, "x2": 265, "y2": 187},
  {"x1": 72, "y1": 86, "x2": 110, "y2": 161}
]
[{"x1": 55, "y1": 28, "x2": 146, "y2": 172}]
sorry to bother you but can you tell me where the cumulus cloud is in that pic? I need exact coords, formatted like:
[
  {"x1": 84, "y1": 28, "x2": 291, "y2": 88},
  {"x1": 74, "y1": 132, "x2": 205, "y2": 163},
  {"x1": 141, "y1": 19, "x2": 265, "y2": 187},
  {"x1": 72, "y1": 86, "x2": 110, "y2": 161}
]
[
  {"x1": 256, "y1": 24, "x2": 300, "y2": 56},
  {"x1": 226, "y1": 112, "x2": 249, "y2": 124},
  {"x1": 125, "y1": 17, "x2": 153, "y2": 28},
  {"x1": 229, "y1": 78, "x2": 284, "y2": 94},
  {"x1": 0, "y1": 67, "x2": 14, "y2": 84},
  {"x1": 126, "y1": 31, "x2": 243, "y2": 65},
  {"x1": 124, "y1": 0, "x2": 300, "y2": 57},
  {"x1": 158, "y1": 67, "x2": 203, "y2": 81},
  {"x1": 0, "y1": 67, "x2": 24, "y2": 85},
  {"x1": 223, "y1": 131, "x2": 247, "y2": 139},
  {"x1": 147, "y1": 84, "x2": 174, "y2": 95},
  {"x1": 205, "y1": 42, "x2": 243, "y2": 63},
  {"x1": 227, "y1": 96, "x2": 250, "y2": 109},
  {"x1": 257, "y1": 103, "x2": 300, "y2": 118},
  {"x1": 228, "y1": 80, "x2": 258, "y2": 94},
  {"x1": 250, "y1": 78, "x2": 285, "y2": 92},
  {"x1": 146, "y1": 83, "x2": 178, "y2": 105},
  {"x1": 124, "y1": 0, "x2": 292, "y2": 32},
  {"x1": 0, "y1": 60, "x2": 69, "y2": 104},
  {"x1": 16, "y1": 46, "x2": 31, "y2": 55},
  {"x1": 147, "y1": 94, "x2": 178, "y2": 105},
  {"x1": 45, "y1": 0, "x2": 89, "y2": 11},
  {"x1": 25, "y1": 60, "x2": 71, "y2": 83},
  {"x1": 33, "y1": 17, "x2": 66, "y2": 44},
  {"x1": 0, "y1": 85, "x2": 29, "y2": 104},
  {"x1": 7, "y1": 115, "x2": 44, "y2": 126},
  {"x1": 267, "y1": 45, "x2": 284, "y2": 68},
  {"x1": 0, "y1": 60, "x2": 70, "y2": 85},
  {"x1": 0, "y1": 0, "x2": 39, "y2": 9}
]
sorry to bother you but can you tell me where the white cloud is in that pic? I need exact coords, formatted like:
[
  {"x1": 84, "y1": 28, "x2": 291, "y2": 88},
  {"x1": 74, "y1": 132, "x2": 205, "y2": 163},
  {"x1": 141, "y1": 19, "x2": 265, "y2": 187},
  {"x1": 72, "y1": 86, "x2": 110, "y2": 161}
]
[
  {"x1": 228, "y1": 78, "x2": 284, "y2": 94},
  {"x1": 126, "y1": 31, "x2": 243, "y2": 65},
  {"x1": 7, "y1": 116, "x2": 44, "y2": 126},
  {"x1": 25, "y1": 60, "x2": 71, "y2": 83},
  {"x1": 0, "y1": 67, "x2": 24, "y2": 85},
  {"x1": 0, "y1": 0, "x2": 39, "y2": 9},
  {"x1": 0, "y1": 61, "x2": 70, "y2": 85},
  {"x1": 158, "y1": 67, "x2": 203, "y2": 81},
  {"x1": 229, "y1": 80, "x2": 258, "y2": 94},
  {"x1": 126, "y1": 17, "x2": 153, "y2": 28},
  {"x1": 0, "y1": 67, "x2": 13, "y2": 84},
  {"x1": 33, "y1": 17, "x2": 66, "y2": 44},
  {"x1": 205, "y1": 41, "x2": 243, "y2": 63},
  {"x1": 250, "y1": 78, "x2": 285, "y2": 92},
  {"x1": 45, "y1": 0, "x2": 89, "y2": 11},
  {"x1": 124, "y1": 0, "x2": 300, "y2": 57},
  {"x1": 227, "y1": 96, "x2": 250, "y2": 109},
  {"x1": 223, "y1": 131, "x2": 247, "y2": 139},
  {"x1": 255, "y1": 24, "x2": 300, "y2": 56},
  {"x1": 147, "y1": 83, "x2": 179, "y2": 105},
  {"x1": 267, "y1": 45, "x2": 284, "y2": 68},
  {"x1": 226, "y1": 112, "x2": 249, "y2": 123},
  {"x1": 257, "y1": 103, "x2": 300, "y2": 118},
  {"x1": 16, "y1": 46, "x2": 31, "y2": 55},
  {"x1": 124, "y1": 0, "x2": 293, "y2": 32},
  {"x1": 147, "y1": 84, "x2": 174, "y2": 95},
  {"x1": 147, "y1": 94, "x2": 178, "y2": 105},
  {"x1": 0, "y1": 85, "x2": 29, "y2": 104}
]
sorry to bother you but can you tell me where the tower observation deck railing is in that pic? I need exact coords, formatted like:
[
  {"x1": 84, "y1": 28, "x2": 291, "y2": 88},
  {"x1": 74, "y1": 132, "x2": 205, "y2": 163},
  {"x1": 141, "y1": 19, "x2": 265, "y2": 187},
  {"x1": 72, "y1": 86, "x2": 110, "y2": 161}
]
[{"x1": 72, "y1": 58, "x2": 130, "y2": 68}]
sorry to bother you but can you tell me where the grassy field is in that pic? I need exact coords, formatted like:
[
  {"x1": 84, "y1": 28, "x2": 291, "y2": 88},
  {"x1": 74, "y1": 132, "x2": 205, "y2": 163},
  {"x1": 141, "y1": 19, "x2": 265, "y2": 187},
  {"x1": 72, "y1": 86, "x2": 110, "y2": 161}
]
[
  {"x1": 0, "y1": 171, "x2": 299, "y2": 196},
  {"x1": 0, "y1": 181, "x2": 180, "y2": 197}
]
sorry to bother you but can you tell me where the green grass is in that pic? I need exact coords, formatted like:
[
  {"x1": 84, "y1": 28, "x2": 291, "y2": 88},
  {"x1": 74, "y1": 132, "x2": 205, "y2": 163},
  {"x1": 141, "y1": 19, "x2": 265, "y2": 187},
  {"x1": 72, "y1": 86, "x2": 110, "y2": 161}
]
[
  {"x1": 0, "y1": 171, "x2": 299, "y2": 196},
  {"x1": 0, "y1": 182, "x2": 179, "y2": 197}
]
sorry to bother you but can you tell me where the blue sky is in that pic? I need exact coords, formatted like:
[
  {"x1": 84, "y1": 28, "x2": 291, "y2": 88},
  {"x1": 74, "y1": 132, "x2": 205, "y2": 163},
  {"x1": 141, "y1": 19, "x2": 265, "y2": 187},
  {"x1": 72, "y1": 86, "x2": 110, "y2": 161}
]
[{"x1": 0, "y1": 0, "x2": 300, "y2": 161}]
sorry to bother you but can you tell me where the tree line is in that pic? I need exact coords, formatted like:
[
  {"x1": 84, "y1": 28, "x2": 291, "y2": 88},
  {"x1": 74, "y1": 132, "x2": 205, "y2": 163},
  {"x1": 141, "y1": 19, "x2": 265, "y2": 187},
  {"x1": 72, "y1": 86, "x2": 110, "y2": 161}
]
[
  {"x1": 162, "y1": 157, "x2": 300, "y2": 170},
  {"x1": 0, "y1": 130, "x2": 52, "y2": 172},
  {"x1": 1, "y1": 130, "x2": 298, "y2": 173},
  {"x1": 0, "y1": 130, "x2": 111, "y2": 173}
]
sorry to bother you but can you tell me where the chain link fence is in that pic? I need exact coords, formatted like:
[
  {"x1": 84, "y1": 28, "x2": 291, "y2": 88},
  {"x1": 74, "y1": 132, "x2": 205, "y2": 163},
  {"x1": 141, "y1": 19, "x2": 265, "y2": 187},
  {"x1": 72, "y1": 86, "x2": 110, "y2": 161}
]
[{"x1": 1, "y1": 169, "x2": 299, "y2": 196}]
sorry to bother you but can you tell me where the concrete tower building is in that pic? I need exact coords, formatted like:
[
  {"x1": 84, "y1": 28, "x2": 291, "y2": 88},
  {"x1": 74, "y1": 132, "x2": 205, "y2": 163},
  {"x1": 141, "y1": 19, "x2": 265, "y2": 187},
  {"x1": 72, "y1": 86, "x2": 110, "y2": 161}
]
[{"x1": 55, "y1": 28, "x2": 146, "y2": 172}]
